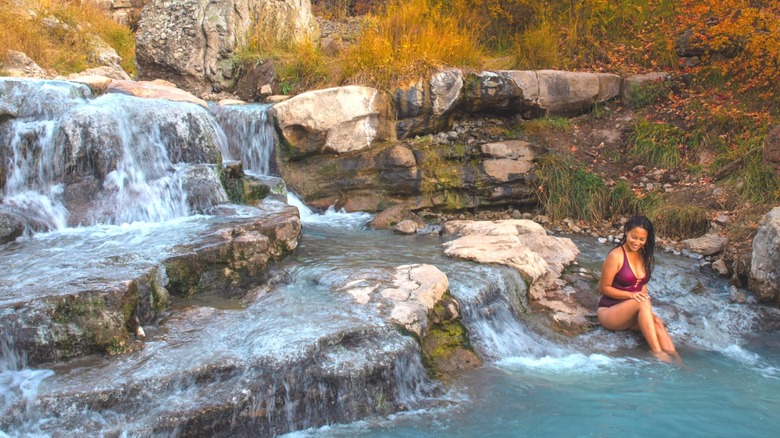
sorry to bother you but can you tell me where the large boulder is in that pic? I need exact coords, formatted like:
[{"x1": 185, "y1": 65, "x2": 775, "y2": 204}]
[
  {"x1": 136, "y1": 0, "x2": 320, "y2": 95},
  {"x1": 442, "y1": 220, "x2": 591, "y2": 333},
  {"x1": 0, "y1": 204, "x2": 301, "y2": 365},
  {"x1": 393, "y1": 69, "x2": 622, "y2": 138},
  {"x1": 270, "y1": 85, "x2": 394, "y2": 159},
  {"x1": 749, "y1": 207, "x2": 780, "y2": 305}
]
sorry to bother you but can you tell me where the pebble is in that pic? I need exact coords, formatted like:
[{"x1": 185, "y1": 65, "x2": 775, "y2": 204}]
[{"x1": 597, "y1": 237, "x2": 608, "y2": 244}]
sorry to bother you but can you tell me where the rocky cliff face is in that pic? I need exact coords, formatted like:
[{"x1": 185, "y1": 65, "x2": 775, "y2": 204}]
[{"x1": 136, "y1": 0, "x2": 320, "y2": 95}]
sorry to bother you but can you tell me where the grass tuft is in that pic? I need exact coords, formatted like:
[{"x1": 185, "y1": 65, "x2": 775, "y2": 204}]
[
  {"x1": 628, "y1": 120, "x2": 693, "y2": 169},
  {"x1": 535, "y1": 154, "x2": 608, "y2": 222},
  {"x1": 647, "y1": 203, "x2": 709, "y2": 239}
]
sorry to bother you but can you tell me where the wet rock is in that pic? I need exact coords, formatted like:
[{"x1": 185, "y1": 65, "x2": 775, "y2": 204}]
[
  {"x1": 393, "y1": 220, "x2": 419, "y2": 235},
  {"x1": 270, "y1": 86, "x2": 394, "y2": 158},
  {"x1": 729, "y1": 286, "x2": 747, "y2": 304},
  {"x1": 0, "y1": 205, "x2": 301, "y2": 365},
  {"x1": 749, "y1": 207, "x2": 780, "y2": 305},
  {"x1": 442, "y1": 220, "x2": 589, "y2": 333},
  {"x1": 369, "y1": 205, "x2": 420, "y2": 229},
  {"x1": 0, "y1": 211, "x2": 26, "y2": 244},
  {"x1": 163, "y1": 205, "x2": 301, "y2": 298},
  {"x1": 416, "y1": 224, "x2": 443, "y2": 236},
  {"x1": 26, "y1": 314, "x2": 429, "y2": 437},
  {"x1": 682, "y1": 233, "x2": 727, "y2": 256},
  {"x1": 712, "y1": 259, "x2": 729, "y2": 277},
  {"x1": 336, "y1": 264, "x2": 448, "y2": 338}
]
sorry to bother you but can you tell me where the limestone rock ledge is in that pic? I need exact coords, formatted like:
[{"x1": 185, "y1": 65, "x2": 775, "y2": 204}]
[
  {"x1": 0, "y1": 205, "x2": 301, "y2": 366},
  {"x1": 442, "y1": 219, "x2": 593, "y2": 334}
]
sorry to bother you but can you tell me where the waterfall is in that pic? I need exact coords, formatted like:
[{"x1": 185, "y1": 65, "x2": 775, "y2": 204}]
[
  {"x1": 214, "y1": 103, "x2": 275, "y2": 176},
  {"x1": 0, "y1": 79, "x2": 229, "y2": 231}
]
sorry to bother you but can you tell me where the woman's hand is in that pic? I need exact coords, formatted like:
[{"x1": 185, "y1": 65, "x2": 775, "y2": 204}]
[{"x1": 632, "y1": 292, "x2": 650, "y2": 302}]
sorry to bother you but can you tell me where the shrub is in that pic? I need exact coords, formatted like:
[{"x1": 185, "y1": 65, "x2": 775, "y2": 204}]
[{"x1": 0, "y1": 1, "x2": 136, "y2": 76}]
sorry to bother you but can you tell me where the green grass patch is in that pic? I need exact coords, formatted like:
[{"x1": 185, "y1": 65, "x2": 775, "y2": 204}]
[
  {"x1": 625, "y1": 80, "x2": 672, "y2": 109},
  {"x1": 608, "y1": 180, "x2": 649, "y2": 217},
  {"x1": 520, "y1": 117, "x2": 572, "y2": 134},
  {"x1": 647, "y1": 202, "x2": 709, "y2": 239},
  {"x1": 628, "y1": 120, "x2": 694, "y2": 169},
  {"x1": 535, "y1": 154, "x2": 608, "y2": 222}
]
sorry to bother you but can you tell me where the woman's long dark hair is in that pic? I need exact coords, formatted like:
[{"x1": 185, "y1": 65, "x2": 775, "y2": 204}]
[{"x1": 616, "y1": 215, "x2": 655, "y2": 277}]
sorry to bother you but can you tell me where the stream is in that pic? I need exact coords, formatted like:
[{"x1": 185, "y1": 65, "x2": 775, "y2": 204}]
[
  {"x1": 1, "y1": 80, "x2": 779, "y2": 436},
  {"x1": 282, "y1": 212, "x2": 780, "y2": 437}
]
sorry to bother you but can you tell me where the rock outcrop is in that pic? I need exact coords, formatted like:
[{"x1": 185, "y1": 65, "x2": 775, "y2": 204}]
[
  {"x1": 335, "y1": 264, "x2": 448, "y2": 338},
  {"x1": 136, "y1": 0, "x2": 320, "y2": 95},
  {"x1": 750, "y1": 207, "x2": 780, "y2": 305},
  {"x1": 0, "y1": 204, "x2": 301, "y2": 365},
  {"x1": 442, "y1": 220, "x2": 590, "y2": 333},
  {"x1": 394, "y1": 69, "x2": 622, "y2": 138},
  {"x1": 270, "y1": 85, "x2": 394, "y2": 158}
]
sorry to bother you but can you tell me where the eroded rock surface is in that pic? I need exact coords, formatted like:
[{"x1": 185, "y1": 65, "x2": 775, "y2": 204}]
[
  {"x1": 270, "y1": 85, "x2": 394, "y2": 158},
  {"x1": 442, "y1": 220, "x2": 591, "y2": 333},
  {"x1": 136, "y1": 0, "x2": 320, "y2": 95}
]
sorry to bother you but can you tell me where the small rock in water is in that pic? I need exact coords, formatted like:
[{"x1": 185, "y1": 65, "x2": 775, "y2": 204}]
[
  {"x1": 392, "y1": 220, "x2": 418, "y2": 235},
  {"x1": 729, "y1": 286, "x2": 747, "y2": 304},
  {"x1": 136, "y1": 326, "x2": 146, "y2": 338},
  {"x1": 712, "y1": 259, "x2": 729, "y2": 277},
  {"x1": 597, "y1": 237, "x2": 608, "y2": 244}
]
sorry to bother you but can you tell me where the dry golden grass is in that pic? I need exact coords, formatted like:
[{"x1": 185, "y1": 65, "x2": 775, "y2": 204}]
[
  {"x1": 0, "y1": 0, "x2": 136, "y2": 76},
  {"x1": 339, "y1": 0, "x2": 485, "y2": 88}
]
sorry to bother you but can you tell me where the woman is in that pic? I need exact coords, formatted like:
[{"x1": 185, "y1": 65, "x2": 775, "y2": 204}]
[{"x1": 597, "y1": 215, "x2": 679, "y2": 362}]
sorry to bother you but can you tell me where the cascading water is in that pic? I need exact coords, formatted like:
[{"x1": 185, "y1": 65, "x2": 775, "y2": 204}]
[
  {"x1": 2, "y1": 79, "x2": 779, "y2": 437},
  {"x1": 214, "y1": 103, "x2": 275, "y2": 176},
  {"x1": 0, "y1": 79, "x2": 229, "y2": 230}
]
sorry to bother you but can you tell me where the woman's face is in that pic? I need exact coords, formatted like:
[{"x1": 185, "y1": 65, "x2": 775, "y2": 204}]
[{"x1": 626, "y1": 226, "x2": 648, "y2": 252}]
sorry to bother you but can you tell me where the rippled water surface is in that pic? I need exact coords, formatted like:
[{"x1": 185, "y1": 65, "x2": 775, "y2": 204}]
[{"x1": 283, "y1": 220, "x2": 780, "y2": 438}]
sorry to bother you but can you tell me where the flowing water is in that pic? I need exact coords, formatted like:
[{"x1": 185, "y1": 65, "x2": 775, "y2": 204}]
[
  {"x1": 2, "y1": 88, "x2": 779, "y2": 436},
  {"x1": 279, "y1": 223, "x2": 780, "y2": 438}
]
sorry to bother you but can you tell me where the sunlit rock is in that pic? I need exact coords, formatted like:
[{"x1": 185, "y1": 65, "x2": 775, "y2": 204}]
[
  {"x1": 108, "y1": 80, "x2": 208, "y2": 107},
  {"x1": 136, "y1": 0, "x2": 320, "y2": 94},
  {"x1": 1, "y1": 50, "x2": 52, "y2": 79},
  {"x1": 395, "y1": 68, "x2": 464, "y2": 138},
  {"x1": 442, "y1": 219, "x2": 591, "y2": 333},
  {"x1": 270, "y1": 85, "x2": 393, "y2": 157},
  {"x1": 682, "y1": 233, "x2": 727, "y2": 256}
]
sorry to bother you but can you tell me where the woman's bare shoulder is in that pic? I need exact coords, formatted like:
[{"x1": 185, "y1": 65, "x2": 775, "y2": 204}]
[{"x1": 604, "y1": 246, "x2": 624, "y2": 264}]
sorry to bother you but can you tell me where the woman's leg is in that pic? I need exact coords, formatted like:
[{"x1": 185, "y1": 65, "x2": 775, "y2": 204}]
[
  {"x1": 597, "y1": 299, "x2": 663, "y2": 353},
  {"x1": 652, "y1": 314, "x2": 677, "y2": 354}
]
